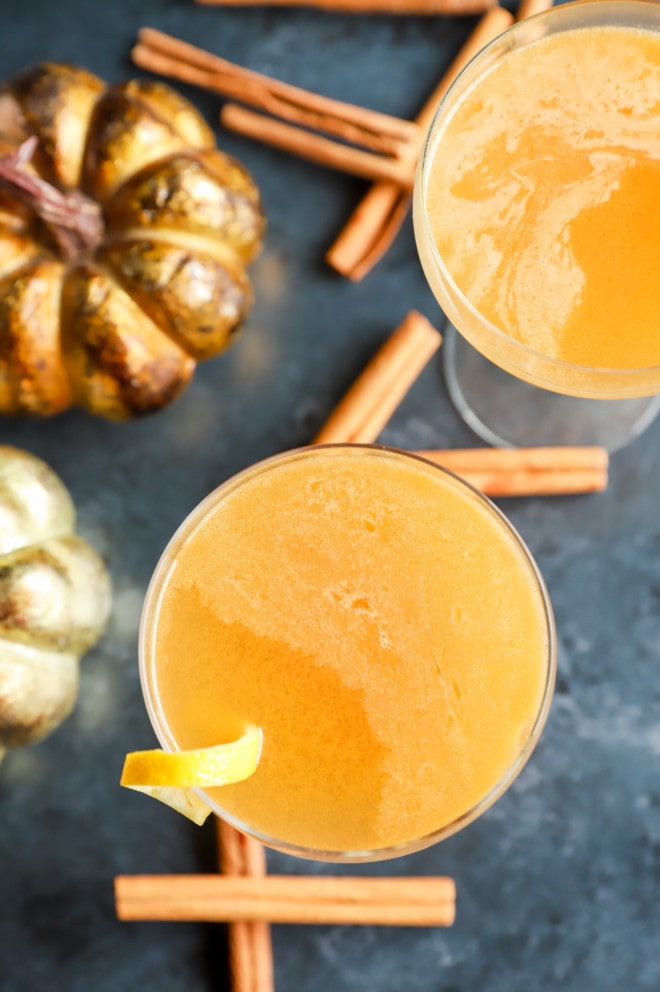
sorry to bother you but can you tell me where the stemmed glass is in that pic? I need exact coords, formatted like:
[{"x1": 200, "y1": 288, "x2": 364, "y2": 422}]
[{"x1": 413, "y1": 0, "x2": 660, "y2": 452}]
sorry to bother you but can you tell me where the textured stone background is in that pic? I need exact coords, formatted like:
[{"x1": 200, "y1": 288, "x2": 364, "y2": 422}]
[{"x1": 1, "y1": 1, "x2": 658, "y2": 990}]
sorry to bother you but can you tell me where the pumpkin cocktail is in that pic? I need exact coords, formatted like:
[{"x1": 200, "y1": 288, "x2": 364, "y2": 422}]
[
  {"x1": 139, "y1": 445, "x2": 554, "y2": 861},
  {"x1": 414, "y1": 1, "x2": 660, "y2": 445}
]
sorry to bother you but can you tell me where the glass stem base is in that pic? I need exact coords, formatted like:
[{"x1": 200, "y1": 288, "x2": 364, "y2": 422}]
[{"x1": 443, "y1": 324, "x2": 660, "y2": 453}]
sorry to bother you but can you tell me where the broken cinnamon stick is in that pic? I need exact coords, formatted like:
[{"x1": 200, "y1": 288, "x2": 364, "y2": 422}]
[
  {"x1": 325, "y1": 4, "x2": 515, "y2": 280},
  {"x1": 416, "y1": 446, "x2": 609, "y2": 497},
  {"x1": 115, "y1": 874, "x2": 457, "y2": 927},
  {"x1": 218, "y1": 820, "x2": 274, "y2": 992},
  {"x1": 313, "y1": 310, "x2": 442, "y2": 444}
]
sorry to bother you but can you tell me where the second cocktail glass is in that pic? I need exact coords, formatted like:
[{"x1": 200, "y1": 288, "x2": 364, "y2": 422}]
[{"x1": 413, "y1": 0, "x2": 660, "y2": 451}]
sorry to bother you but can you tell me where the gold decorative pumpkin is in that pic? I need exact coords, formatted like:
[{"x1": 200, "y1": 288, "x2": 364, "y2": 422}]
[
  {"x1": 0, "y1": 445, "x2": 112, "y2": 754},
  {"x1": 0, "y1": 62, "x2": 265, "y2": 420}
]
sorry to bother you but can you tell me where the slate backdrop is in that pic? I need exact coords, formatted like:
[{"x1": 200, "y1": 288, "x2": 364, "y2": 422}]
[{"x1": 0, "y1": 1, "x2": 658, "y2": 990}]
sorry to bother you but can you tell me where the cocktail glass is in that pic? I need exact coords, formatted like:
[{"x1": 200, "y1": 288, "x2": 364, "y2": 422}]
[
  {"x1": 139, "y1": 444, "x2": 556, "y2": 862},
  {"x1": 413, "y1": 0, "x2": 660, "y2": 451}
]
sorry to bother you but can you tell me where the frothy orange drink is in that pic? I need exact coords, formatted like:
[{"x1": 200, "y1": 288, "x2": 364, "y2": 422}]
[
  {"x1": 140, "y1": 446, "x2": 554, "y2": 859},
  {"x1": 418, "y1": 8, "x2": 660, "y2": 398}
]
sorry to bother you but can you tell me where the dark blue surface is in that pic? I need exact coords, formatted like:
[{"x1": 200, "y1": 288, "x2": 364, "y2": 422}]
[{"x1": 1, "y1": 2, "x2": 659, "y2": 990}]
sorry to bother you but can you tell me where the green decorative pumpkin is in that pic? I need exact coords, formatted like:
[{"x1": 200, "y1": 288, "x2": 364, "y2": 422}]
[{"x1": 0, "y1": 445, "x2": 112, "y2": 754}]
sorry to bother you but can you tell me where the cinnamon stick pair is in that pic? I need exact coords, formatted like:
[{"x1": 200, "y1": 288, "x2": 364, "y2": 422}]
[{"x1": 133, "y1": 28, "x2": 420, "y2": 188}]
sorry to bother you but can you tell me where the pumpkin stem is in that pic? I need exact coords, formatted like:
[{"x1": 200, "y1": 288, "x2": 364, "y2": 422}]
[{"x1": 0, "y1": 136, "x2": 104, "y2": 259}]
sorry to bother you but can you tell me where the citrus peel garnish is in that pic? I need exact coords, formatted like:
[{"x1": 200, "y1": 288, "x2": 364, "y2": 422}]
[{"x1": 120, "y1": 724, "x2": 262, "y2": 825}]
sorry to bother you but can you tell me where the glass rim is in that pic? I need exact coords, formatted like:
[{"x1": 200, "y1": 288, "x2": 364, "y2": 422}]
[
  {"x1": 414, "y1": 0, "x2": 660, "y2": 395},
  {"x1": 138, "y1": 443, "x2": 557, "y2": 862}
]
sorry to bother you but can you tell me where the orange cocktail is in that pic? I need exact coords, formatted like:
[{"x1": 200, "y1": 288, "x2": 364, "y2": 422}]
[
  {"x1": 140, "y1": 445, "x2": 555, "y2": 861},
  {"x1": 414, "y1": 1, "x2": 660, "y2": 400}
]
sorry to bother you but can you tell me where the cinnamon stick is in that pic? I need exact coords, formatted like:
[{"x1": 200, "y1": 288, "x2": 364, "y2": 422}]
[
  {"x1": 133, "y1": 28, "x2": 418, "y2": 158},
  {"x1": 516, "y1": 0, "x2": 553, "y2": 19},
  {"x1": 196, "y1": 0, "x2": 494, "y2": 11},
  {"x1": 325, "y1": 4, "x2": 515, "y2": 280},
  {"x1": 115, "y1": 874, "x2": 457, "y2": 927},
  {"x1": 416, "y1": 447, "x2": 609, "y2": 497},
  {"x1": 313, "y1": 310, "x2": 442, "y2": 444},
  {"x1": 218, "y1": 820, "x2": 274, "y2": 992},
  {"x1": 220, "y1": 103, "x2": 416, "y2": 188}
]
